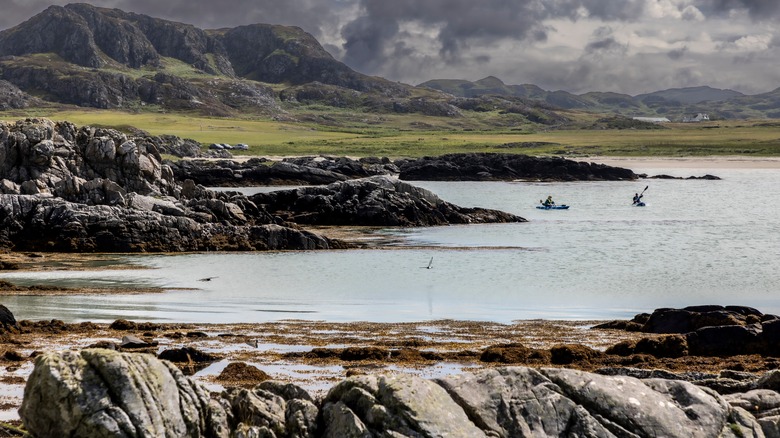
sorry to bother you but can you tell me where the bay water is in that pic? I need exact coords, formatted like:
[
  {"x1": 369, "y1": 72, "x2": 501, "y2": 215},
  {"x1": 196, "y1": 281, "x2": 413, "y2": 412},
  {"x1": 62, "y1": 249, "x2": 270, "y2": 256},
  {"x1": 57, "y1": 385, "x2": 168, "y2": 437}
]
[{"x1": 3, "y1": 164, "x2": 780, "y2": 323}]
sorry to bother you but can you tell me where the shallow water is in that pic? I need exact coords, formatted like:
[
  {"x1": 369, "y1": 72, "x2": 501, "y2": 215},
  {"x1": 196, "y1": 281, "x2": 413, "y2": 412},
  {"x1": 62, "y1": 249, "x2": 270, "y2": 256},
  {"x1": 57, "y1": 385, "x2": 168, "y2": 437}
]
[{"x1": 3, "y1": 166, "x2": 780, "y2": 323}]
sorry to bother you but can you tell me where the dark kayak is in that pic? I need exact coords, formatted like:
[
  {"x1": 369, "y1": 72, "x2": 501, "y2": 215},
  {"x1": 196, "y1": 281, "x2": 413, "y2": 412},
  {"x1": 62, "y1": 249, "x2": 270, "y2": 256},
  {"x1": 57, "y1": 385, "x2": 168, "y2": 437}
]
[
  {"x1": 633, "y1": 202, "x2": 646, "y2": 207},
  {"x1": 537, "y1": 204, "x2": 569, "y2": 210}
]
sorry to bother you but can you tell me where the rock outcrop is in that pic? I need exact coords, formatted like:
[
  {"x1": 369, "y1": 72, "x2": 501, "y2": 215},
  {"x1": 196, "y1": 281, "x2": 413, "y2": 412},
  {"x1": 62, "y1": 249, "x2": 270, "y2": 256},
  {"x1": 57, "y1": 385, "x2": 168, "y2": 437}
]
[
  {"x1": 252, "y1": 176, "x2": 525, "y2": 226},
  {"x1": 171, "y1": 154, "x2": 638, "y2": 187},
  {"x1": 20, "y1": 349, "x2": 776, "y2": 438},
  {"x1": 168, "y1": 156, "x2": 397, "y2": 186},
  {"x1": 0, "y1": 194, "x2": 332, "y2": 252},
  {"x1": 397, "y1": 153, "x2": 638, "y2": 181},
  {"x1": 0, "y1": 118, "x2": 524, "y2": 252}
]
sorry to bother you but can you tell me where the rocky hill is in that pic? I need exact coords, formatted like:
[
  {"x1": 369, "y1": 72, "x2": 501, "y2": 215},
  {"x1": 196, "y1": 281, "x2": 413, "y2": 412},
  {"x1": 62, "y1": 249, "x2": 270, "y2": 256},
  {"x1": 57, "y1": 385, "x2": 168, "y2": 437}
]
[{"x1": 0, "y1": 3, "x2": 410, "y2": 117}]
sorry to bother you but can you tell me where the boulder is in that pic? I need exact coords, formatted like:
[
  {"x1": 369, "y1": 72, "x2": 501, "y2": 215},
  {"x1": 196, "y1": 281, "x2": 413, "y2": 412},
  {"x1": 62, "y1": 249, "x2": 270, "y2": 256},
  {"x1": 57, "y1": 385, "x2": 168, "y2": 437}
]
[
  {"x1": 19, "y1": 349, "x2": 228, "y2": 437},
  {"x1": 686, "y1": 324, "x2": 763, "y2": 356},
  {"x1": 322, "y1": 373, "x2": 487, "y2": 437}
]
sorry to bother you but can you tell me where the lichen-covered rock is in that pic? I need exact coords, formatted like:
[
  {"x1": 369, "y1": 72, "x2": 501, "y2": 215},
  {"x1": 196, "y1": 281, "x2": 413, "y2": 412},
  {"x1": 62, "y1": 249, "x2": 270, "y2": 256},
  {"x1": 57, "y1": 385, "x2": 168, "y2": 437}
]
[
  {"x1": 19, "y1": 348, "x2": 228, "y2": 438},
  {"x1": 322, "y1": 373, "x2": 487, "y2": 437},
  {"x1": 436, "y1": 367, "x2": 764, "y2": 438}
]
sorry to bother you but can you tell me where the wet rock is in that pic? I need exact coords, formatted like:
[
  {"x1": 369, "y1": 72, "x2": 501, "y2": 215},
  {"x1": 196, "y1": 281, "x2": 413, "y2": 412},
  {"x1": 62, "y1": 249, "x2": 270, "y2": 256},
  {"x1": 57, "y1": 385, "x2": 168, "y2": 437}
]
[
  {"x1": 0, "y1": 304, "x2": 17, "y2": 332},
  {"x1": 641, "y1": 306, "x2": 765, "y2": 334},
  {"x1": 687, "y1": 324, "x2": 763, "y2": 356},
  {"x1": 19, "y1": 349, "x2": 228, "y2": 437},
  {"x1": 120, "y1": 334, "x2": 157, "y2": 349},
  {"x1": 158, "y1": 346, "x2": 221, "y2": 363},
  {"x1": 187, "y1": 331, "x2": 209, "y2": 338},
  {"x1": 3, "y1": 349, "x2": 24, "y2": 361},
  {"x1": 606, "y1": 334, "x2": 689, "y2": 358}
]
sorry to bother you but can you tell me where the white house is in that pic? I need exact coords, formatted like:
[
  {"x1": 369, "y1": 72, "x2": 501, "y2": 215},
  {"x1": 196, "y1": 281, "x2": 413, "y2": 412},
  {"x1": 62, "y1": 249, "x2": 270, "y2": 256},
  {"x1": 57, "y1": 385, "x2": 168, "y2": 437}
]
[{"x1": 683, "y1": 113, "x2": 710, "y2": 122}]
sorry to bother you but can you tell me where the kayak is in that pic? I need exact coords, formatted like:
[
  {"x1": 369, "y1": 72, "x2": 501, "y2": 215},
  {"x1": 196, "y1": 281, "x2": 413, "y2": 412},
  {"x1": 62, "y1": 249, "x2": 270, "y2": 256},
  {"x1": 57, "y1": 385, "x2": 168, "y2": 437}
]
[
  {"x1": 633, "y1": 202, "x2": 646, "y2": 207},
  {"x1": 537, "y1": 204, "x2": 569, "y2": 210}
]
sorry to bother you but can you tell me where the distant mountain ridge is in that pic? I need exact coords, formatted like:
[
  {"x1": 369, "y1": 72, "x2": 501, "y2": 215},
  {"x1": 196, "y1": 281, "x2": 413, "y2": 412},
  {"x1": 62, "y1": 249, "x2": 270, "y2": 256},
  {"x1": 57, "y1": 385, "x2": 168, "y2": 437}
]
[
  {"x1": 0, "y1": 4, "x2": 778, "y2": 122},
  {"x1": 420, "y1": 77, "x2": 780, "y2": 120}
]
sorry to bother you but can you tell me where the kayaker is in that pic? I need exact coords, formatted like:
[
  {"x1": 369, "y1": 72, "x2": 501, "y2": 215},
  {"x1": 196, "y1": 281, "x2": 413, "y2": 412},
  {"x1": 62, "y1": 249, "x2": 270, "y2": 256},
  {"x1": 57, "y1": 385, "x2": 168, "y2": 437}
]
[
  {"x1": 632, "y1": 193, "x2": 643, "y2": 205},
  {"x1": 543, "y1": 196, "x2": 555, "y2": 206}
]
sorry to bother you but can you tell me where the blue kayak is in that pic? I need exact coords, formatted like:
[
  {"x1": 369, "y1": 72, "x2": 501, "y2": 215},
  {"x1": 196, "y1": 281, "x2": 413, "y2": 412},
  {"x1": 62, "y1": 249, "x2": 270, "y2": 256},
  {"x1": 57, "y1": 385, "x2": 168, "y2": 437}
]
[{"x1": 537, "y1": 204, "x2": 569, "y2": 210}]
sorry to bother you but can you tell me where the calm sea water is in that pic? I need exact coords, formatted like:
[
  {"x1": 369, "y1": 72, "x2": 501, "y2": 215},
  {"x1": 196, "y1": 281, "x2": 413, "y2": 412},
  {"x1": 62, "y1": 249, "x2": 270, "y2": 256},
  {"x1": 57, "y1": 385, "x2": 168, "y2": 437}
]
[{"x1": 3, "y1": 165, "x2": 780, "y2": 323}]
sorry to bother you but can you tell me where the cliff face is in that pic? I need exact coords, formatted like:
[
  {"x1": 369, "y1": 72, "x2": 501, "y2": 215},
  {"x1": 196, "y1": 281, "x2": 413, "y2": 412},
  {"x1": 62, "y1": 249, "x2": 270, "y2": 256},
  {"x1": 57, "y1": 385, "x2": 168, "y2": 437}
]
[{"x1": 0, "y1": 3, "x2": 405, "y2": 114}]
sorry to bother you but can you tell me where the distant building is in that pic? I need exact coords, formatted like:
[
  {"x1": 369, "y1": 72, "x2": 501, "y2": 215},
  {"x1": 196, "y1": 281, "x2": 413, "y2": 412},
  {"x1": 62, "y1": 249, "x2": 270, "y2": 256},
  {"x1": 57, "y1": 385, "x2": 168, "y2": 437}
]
[
  {"x1": 632, "y1": 117, "x2": 671, "y2": 124},
  {"x1": 683, "y1": 113, "x2": 710, "y2": 122}
]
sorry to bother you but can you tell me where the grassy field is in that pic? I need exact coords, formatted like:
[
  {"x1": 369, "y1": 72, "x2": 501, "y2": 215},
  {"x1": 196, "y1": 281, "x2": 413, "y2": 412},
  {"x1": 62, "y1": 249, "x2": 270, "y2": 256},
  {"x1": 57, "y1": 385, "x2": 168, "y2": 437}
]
[{"x1": 2, "y1": 108, "x2": 779, "y2": 158}]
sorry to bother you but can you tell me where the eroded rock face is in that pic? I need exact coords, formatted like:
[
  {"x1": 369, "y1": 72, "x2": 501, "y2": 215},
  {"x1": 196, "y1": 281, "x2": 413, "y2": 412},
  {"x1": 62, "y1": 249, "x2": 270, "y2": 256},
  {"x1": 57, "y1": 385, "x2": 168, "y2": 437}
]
[
  {"x1": 0, "y1": 119, "x2": 526, "y2": 252},
  {"x1": 19, "y1": 349, "x2": 229, "y2": 438},
  {"x1": 0, "y1": 118, "x2": 176, "y2": 201}
]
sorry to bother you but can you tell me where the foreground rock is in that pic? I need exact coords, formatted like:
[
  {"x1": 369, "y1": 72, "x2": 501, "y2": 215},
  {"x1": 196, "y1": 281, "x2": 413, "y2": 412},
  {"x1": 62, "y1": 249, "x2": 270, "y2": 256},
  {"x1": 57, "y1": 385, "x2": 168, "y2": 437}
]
[
  {"x1": 397, "y1": 153, "x2": 638, "y2": 181},
  {"x1": 252, "y1": 175, "x2": 525, "y2": 226},
  {"x1": 20, "y1": 349, "x2": 229, "y2": 437},
  {"x1": 21, "y1": 349, "x2": 774, "y2": 437}
]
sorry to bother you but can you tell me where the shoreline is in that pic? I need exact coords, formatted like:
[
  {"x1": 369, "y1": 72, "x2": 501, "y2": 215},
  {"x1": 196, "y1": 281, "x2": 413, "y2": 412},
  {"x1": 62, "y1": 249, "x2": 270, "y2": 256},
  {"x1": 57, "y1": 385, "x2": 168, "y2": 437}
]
[
  {"x1": 580, "y1": 155, "x2": 780, "y2": 169},
  {"x1": 3, "y1": 315, "x2": 778, "y2": 424}
]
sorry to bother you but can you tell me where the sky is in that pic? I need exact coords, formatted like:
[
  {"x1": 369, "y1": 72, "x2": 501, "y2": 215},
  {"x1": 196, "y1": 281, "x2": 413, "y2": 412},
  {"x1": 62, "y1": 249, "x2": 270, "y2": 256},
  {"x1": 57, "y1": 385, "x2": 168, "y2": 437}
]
[{"x1": 2, "y1": 0, "x2": 779, "y2": 96}]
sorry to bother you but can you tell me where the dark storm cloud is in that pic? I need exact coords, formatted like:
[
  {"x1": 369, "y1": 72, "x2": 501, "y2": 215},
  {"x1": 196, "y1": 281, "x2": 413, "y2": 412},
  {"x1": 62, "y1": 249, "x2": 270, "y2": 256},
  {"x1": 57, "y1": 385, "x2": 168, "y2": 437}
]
[
  {"x1": 584, "y1": 37, "x2": 626, "y2": 55},
  {"x1": 341, "y1": 0, "x2": 648, "y2": 73},
  {"x1": 667, "y1": 47, "x2": 688, "y2": 60},
  {"x1": 695, "y1": 0, "x2": 780, "y2": 19}
]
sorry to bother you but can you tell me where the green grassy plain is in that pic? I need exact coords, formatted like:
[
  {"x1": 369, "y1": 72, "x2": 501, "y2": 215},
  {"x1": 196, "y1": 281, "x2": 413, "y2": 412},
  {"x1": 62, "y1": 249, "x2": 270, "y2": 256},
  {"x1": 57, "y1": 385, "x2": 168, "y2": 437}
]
[{"x1": 2, "y1": 108, "x2": 779, "y2": 158}]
